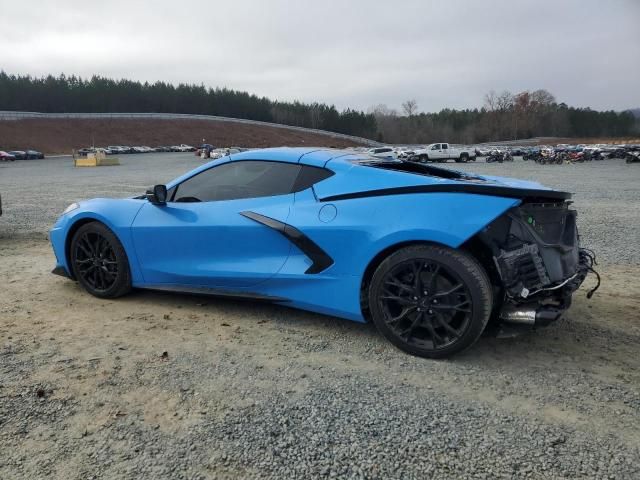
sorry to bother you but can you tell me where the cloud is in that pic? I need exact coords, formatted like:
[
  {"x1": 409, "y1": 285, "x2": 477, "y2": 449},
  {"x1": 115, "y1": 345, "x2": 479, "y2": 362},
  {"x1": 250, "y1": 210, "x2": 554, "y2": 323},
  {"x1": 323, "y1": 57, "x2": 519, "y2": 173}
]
[{"x1": 0, "y1": 0, "x2": 638, "y2": 111}]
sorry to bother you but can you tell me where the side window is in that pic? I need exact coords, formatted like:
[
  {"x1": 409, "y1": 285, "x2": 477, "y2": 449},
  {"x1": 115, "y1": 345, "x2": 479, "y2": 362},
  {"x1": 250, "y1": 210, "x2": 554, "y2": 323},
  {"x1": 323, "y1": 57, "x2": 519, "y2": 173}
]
[
  {"x1": 431, "y1": 144, "x2": 440, "y2": 150},
  {"x1": 442, "y1": 144, "x2": 448, "y2": 150},
  {"x1": 172, "y1": 161, "x2": 302, "y2": 202},
  {"x1": 293, "y1": 165, "x2": 334, "y2": 191}
]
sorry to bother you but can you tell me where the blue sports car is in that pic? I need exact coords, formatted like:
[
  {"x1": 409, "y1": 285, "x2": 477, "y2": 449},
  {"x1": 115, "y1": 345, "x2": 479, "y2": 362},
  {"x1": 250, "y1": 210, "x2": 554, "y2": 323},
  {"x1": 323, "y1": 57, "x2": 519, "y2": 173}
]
[{"x1": 50, "y1": 148, "x2": 597, "y2": 358}]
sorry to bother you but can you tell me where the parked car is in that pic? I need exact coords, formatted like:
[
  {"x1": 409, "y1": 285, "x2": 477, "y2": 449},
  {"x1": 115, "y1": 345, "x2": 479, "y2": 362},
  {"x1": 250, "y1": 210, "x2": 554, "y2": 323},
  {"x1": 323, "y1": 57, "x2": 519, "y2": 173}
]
[
  {"x1": 155, "y1": 146, "x2": 172, "y2": 152},
  {"x1": 410, "y1": 143, "x2": 476, "y2": 163},
  {"x1": 178, "y1": 144, "x2": 196, "y2": 152},
  {"x1": 0, "y1": 151, "x2": 17, "y2": 161},
  {"x1": 26, "y1": 149, "x2": 45, "y2": 159},
  {"x1": 76, "y1": 148, "x2": 96, "y2": 156},
  {"x1": 196, "y1": 144, "x2": 215, "y2": 157},
  {"x1": 49, "y1": 148, "x2": 597, "y2": 358},
  {"x1": 107, "y1": 146, "x2": 130, "y2": 154},
  {"x1": 397, "y1": 149, "x2": 416, "y2": 159},
  {"x1": 8, "y1": 150, "x2": 27, "y2": 160},
  {"x1": 367, "y1": 147, "x2": 397, "y2": 160}
]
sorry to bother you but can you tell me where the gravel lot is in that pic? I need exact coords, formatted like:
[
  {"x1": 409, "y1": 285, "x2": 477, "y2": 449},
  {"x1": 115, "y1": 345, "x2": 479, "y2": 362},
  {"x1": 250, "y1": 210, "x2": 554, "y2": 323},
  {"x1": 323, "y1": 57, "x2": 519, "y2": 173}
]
[{"x1": 1, "y1": 153, "x2": 639, "y2": 479}]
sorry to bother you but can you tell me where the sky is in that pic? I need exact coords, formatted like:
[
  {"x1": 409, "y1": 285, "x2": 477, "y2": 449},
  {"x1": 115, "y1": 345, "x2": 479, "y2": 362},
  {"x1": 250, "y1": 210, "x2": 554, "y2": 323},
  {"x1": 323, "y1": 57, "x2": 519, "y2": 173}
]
[{"x1": 1, "y1": 0, "x2": 638, "y2": 113}]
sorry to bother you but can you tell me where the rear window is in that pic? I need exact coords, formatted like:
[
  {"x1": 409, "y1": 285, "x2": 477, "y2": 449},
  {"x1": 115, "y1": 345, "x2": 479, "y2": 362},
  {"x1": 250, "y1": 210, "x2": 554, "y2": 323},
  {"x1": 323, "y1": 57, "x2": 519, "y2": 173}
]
[{"x1": 353, "y1": 159, "x2": 486, "y2": 182}]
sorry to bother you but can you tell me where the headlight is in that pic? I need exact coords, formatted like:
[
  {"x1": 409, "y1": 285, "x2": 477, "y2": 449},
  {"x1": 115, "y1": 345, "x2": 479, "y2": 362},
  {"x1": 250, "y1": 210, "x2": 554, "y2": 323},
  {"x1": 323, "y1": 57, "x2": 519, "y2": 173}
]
[{"x1": 63, "y1": 202, "x2": 80, "y2": 215}]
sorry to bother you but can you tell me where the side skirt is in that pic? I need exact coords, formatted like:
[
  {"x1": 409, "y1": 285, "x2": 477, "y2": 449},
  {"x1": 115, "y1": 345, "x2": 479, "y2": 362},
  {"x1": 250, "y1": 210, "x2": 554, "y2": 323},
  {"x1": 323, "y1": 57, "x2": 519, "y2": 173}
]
[{"x1": 139, "y1": 284, "x2": 290, "y2": 303}]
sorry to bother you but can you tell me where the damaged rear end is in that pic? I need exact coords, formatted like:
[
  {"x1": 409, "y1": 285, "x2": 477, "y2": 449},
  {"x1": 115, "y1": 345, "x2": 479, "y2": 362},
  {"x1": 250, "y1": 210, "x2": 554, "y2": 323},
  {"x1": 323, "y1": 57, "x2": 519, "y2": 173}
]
[{"x1": 477, "y1": 198, "x2": 599, "y2": 334}]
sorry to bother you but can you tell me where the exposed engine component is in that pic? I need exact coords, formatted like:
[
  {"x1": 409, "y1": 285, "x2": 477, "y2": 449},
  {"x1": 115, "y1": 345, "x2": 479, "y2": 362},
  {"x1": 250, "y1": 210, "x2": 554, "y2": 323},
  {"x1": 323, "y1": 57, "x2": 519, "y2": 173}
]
[
  {"x1": 478, "y1": 200, "x2": 599, "y2": 333},
  {"x1": 494, "y1": 243, "x2": 550, "y2": 298}
]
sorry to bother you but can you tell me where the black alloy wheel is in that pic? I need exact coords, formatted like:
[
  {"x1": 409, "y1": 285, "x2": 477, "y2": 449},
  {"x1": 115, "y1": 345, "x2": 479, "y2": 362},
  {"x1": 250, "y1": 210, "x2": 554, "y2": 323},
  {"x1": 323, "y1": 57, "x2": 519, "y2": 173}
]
[
  {"x1": 70, "y1": 222, "x2": 132, "y2": 298},
  {"x1": 368, "y1": 245, "x2": 492, "y2": 358}
]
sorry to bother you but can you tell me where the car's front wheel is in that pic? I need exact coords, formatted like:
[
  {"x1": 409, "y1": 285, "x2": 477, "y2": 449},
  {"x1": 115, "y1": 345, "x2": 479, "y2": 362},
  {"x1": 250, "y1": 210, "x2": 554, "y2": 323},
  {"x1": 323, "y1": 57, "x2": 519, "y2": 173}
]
[
  {"x1": 70, "y1": 222, "x2": 132, "y2": 298},
  {"x1": 368, "y1": 245, "x2": 492, "y2": 358}
]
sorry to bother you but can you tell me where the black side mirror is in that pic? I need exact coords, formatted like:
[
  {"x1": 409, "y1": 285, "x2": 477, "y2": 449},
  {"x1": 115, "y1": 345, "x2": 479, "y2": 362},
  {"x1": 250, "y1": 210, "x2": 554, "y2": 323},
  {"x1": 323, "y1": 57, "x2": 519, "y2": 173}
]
[{"x1": 146, "y1": 184, "x2": 167, "y2": 205}]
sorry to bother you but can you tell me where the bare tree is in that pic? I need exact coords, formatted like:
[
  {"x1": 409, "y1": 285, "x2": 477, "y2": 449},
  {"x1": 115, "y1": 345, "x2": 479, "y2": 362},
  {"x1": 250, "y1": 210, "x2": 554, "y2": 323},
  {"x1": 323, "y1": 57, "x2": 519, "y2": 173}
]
[
  {"x1": 369, "y1": 104, "x2": 400, "y2": 142},
  {"x1": 484, "y1": 90, "x2": 498, "y2": 111},
  {"x1": 368, "y1": 104, "x2": 398, "y2": 118},
  {"x1": 402, "y1": 99, "x2": 418, "y2": 117}
]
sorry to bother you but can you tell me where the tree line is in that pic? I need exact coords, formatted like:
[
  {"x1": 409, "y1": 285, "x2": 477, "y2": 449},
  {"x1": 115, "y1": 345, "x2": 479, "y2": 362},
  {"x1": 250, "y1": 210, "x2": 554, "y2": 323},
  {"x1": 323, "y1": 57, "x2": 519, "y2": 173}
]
[
  {"x1": 0, "y1": 72, "x2": 377, "y2": 139},
  {"x1": 371, "y1": 90, "x2": 637, "y2": 144},
  {"x1": 0, "y1": 72, "x2": 636, "y2": 143}
]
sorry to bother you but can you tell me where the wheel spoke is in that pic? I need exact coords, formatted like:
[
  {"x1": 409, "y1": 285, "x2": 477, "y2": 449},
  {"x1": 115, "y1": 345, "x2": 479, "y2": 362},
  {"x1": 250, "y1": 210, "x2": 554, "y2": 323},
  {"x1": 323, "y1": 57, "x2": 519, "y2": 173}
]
[
  {"x1": 93, "y1": 235, "x2": 101, "y2": 257},
  {"x1": 428, "y1": 265, "x2": 440, "y2": 292},
  {"x1": 101, "y1": 266, "x2": 115, "y2": 279},
  {"x1": 412, "y1": 261, "x2": 423, "y2": 293},
  {"x1": 99, "y1": 238, "x2": 110, "y2": 256},
  {"x1": 431, "y1": 301, "x2": 470, "y2": 313},
  {"x1": 82, "y1": 235, "x2": 96, "y2": 255},
  {"x1": 432, "y1": 283, "x2": 464, "y2": 297},
  {"x1": 399, "y1": 312, "x2": 423, "y2": 340},
  {"x1": 386, "y1": 306, "x2": 416, "y2": 324},
  {"x1": 423, "y1": 318, "x2": 444, "y2": 346},
  {"x1": 380, "y1": 294, "x2": 415, "y2": 306},
  {"x1": 384, "y1": 276, "x2": 414, "y2": 294},
  {"x1": 77, "y1": 242, "x2": 93, "y2": 259},
  {"x1": 433, "y1": 312, "x2": 461, "y2": 338}
]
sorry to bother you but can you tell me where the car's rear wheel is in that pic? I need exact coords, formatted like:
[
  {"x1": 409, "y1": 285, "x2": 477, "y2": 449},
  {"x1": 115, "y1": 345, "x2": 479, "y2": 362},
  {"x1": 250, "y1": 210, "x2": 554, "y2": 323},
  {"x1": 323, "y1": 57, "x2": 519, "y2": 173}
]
[
  {"x1": 70, "y1": 222, "x2": 132, "y2": 298},
  {"x1": 368, "y1": 245, "x2": 492, "y2": 358}
]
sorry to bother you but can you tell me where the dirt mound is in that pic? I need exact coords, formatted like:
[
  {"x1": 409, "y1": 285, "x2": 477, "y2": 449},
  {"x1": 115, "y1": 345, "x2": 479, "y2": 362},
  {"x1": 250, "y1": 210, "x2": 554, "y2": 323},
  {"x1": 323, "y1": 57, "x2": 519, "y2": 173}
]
[{"x1": 0, "y1": 118, "x2": 365, "y2": 154}]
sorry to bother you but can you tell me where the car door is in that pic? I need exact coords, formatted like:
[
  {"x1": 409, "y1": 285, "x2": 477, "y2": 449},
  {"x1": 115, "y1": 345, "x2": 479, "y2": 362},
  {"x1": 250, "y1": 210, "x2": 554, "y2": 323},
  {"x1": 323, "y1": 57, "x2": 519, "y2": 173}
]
[
  {"x1": 130, "y1": 160, "x2": 302, "y2": 288},
  {"x1": 430, "y1": 144, "x2": 442, "y2": 159},
  {"x1": 441, "y1": 143, "x2": 449, "y2": 159}
]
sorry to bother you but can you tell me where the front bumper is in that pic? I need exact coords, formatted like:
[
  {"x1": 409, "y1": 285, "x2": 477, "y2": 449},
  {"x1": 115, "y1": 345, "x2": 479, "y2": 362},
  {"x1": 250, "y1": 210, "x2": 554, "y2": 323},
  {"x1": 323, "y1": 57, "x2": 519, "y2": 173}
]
[{"x1": 52, "y1": 265, "x2": 71, "y2": 278}]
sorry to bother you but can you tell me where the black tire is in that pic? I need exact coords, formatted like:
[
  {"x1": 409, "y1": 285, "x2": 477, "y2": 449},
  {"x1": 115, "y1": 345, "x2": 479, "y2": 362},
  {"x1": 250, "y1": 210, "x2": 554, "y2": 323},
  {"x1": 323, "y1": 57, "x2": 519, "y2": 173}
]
[
  {"x1": 456, "y1": 154, "x2": 469, "y2": 163},
  {"x1": 421, "y1": 154, "x2": 429, "y2": 163},
  {"x1": 368, "y1": 245, "x2": 492, "y2": 358},
  {"x1": 70, "y1": 222, "x2": 132, "y2": 299}
]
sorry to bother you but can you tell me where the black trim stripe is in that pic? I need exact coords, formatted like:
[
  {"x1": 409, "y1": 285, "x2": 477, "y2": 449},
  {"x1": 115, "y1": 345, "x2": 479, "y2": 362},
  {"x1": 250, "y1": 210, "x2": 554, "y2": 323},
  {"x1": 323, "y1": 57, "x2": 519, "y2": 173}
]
[
  {"x1": 240, "y1": 211, "x2": 334, "y2": 274},
  {"x1": 141, "y1": 285, "x2": 289, "y2": 302},
  {"x1": 318, "y1": 184, "x2": 572, "y2": 202}
]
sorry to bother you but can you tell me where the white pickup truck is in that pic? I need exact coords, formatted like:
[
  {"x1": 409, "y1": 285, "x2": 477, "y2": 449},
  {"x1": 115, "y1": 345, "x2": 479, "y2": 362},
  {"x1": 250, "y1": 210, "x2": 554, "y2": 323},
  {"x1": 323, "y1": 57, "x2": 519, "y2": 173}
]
[{"x1": 410, "y1": 143, "x2": 476, "y2": 163}]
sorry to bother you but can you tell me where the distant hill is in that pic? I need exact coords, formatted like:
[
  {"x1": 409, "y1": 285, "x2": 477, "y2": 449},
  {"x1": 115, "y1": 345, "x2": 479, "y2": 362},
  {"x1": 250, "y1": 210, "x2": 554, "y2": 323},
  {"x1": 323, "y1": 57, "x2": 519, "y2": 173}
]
[
  {"x1": 627, "y1": 108, "x2": 640, "y2": 119},
  {"x1": 0, "y1": 116, "x2": 370, "y2": 154}
]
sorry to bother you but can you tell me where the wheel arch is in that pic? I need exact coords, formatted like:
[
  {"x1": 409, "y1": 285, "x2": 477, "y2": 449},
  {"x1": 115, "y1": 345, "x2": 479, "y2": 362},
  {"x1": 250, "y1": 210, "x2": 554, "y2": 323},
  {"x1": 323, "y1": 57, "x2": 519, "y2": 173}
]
[
  {"x1": 359, "y1": 239, "x2": 448, "y2": 320},
  {"x1": 64, "y1": 217, "x2": 124, "y2": 280},
  {"x1": 359, "y1": 237, "x2": 497, "y2": 321}
]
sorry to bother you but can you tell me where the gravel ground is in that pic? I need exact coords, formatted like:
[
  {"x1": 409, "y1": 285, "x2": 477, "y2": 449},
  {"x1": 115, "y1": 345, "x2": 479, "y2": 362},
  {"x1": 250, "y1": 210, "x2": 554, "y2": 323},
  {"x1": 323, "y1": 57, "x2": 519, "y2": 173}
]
[{"x1": 1, "y1": 153, "x2": 639, "y2": 479}]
